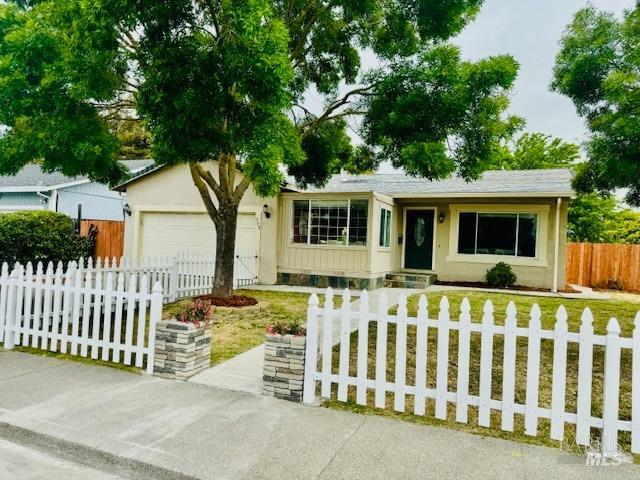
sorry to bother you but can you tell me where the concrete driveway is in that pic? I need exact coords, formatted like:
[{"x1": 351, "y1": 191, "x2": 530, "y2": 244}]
[{"x1": 0, "y1": 349, "x2": 638, "y2": 480}]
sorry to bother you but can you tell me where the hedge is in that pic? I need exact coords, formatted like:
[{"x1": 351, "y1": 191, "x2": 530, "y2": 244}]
[{"x1": 0, "y1": 211, "x2": 92, "y2": 266}]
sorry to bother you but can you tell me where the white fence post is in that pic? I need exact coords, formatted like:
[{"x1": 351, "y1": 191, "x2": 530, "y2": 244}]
[
  {"x1": 576, "y1": 308, "x2": 594, "y2": 446},
  {"x1": 393, "y1": 293, "x2": 408, "y2": 413},
  {"x1": 602, "y1": 318, "x2": 621, "y2": 457},
  {"x1": 414, "y1": 295, "x2": 428, "y2": 416},
  {"x1": 303, "y1": 293, "x2": 319, "y2": 405},
  {"x1": 3, "y1": 270, "x2": 18, "y2": 349},
  {"x1": 147, "y1": 281, "x2": 163, "y2": 374},
  {"x1": 356, "y1": 290, "x2": 370, "y2": 406},
  {"x1": 321, "y1": 287, "x2": 334, "y2": 399},
  {"x1": 478, "y1": 299, "x2": 494, "y2": 427},
  {"x1": 525, "y1": 304, "x2": 542, "y2": 436},
  {"x1": 435, "y1": 296, "x2": 450, "y2": 420},
  {"x1": 455, "y1": 297, "x2": 471, "y2": 423},
  {"x1": 0, "y1": 263, "x2": 9, "y2": 343},
  {"x1": 337, "y1": 289, "x2": 351, "y2": 402},
  {"x1": 632, "y1": 312, "x2": 640, "y2": 454},
  {"x1": 501, "y1": 301, "x2": 517, "y2": 432},
  {"x1": 374, "y1": 291, "x2": 388, "y2": 409},
  {"x1": 550, "y1": 306, "x2": 569, "y2": 441}
]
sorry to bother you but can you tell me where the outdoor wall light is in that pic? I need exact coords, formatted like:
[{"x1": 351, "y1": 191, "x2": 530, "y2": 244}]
[
  {"x1": 263, "y1": 204, "x2": 271, "y2": 219},
  {"x1": 438, "y1": 210, "x2": 445, "y2": 224},
  {"x1": 123, "y1": 203, "x2": 132, "y2": 216}
]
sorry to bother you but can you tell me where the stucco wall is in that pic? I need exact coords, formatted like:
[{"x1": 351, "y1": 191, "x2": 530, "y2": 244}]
[
  {"x1": 120, "y1": 162, "x2": 278, "y2": 284},
  {"x1": 57, "y1": 182, "x2": 126, "y2": 220}
]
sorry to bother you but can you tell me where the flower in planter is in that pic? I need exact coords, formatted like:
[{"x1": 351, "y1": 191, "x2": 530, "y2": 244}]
[
  {"x1": 265, "y1": 321, "x2": 306, "y2": 336},
  {"x1": 178, "y1": 299, "x2": 213, "y2": 327}
]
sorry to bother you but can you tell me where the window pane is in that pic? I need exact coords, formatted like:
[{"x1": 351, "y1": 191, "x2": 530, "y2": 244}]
[
  {"x1": 310, "y1": 200, "x2": 348, "y2": 245},
  {"x1": 458, "y1": 213, "x2": 477, "y2": 254},
  {"x1": 349, "y1": 200, "x2": 368, "y2": 245},
  {"x1": 293, "y1": 200, "x2": 309, "y2": 243},
  {"x1": 476, "y1": 213, "x2": 517, "y2": 255},
  {"x1": 518, "y1": 214, "x2": 537, "y2": 257},
  {"x1": 379, "y1": 208, "x2": 391, "y2": 247}
]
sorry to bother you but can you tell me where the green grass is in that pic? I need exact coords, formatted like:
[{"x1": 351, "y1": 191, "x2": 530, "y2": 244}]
[
  {"x1": 324, "y1": 290, "x2": 640, "y2": 458},
  {"x1": 163, "y1": 289, "x2": 323, "y2": 366}
]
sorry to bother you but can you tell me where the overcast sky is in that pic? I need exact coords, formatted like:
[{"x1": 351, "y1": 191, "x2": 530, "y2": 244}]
[{"x1": 455, "y1": 0, "x2": 635, "y2": 144}]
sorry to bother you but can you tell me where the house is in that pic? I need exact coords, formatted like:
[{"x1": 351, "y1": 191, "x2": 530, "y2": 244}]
[
  {"x1": 0, "y1": 160, "x2": 154, "y2": 220},
  {"x1": 115, "y1": 162, "x2": 572, "y2": 291}
]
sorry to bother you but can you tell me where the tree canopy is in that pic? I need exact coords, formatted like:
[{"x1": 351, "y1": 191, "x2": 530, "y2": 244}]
[
  {"x1": 552, "y1": 4, "x2": 640, "y2": 206},
  {"x1": 489, "y1": 132, "x2": 580, "y2": 171}
]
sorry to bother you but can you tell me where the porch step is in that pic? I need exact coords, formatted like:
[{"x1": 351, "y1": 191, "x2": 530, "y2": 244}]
[{"x1": 384, "y1": 272, "x2": 437, "y2": 290}]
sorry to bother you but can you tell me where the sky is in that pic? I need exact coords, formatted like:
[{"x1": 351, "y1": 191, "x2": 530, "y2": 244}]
[{"x1": 454, "y1": 0, "x2": 635, "y2": 145}]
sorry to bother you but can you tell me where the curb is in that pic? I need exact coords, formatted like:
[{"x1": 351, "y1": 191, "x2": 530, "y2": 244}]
[{"x1": 0, "y1": 421, "x2": 201, "y2": 480}]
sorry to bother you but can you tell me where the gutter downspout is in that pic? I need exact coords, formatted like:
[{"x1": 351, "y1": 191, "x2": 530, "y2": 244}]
[
  {"x1": 35, "y1": 191, "x2": 50, "y2": 210},
  {"x1": 552, "y1": 197, "x2": 561, "y2": 293}
]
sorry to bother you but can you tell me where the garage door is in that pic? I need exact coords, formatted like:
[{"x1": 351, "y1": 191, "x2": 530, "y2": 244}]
[{"x1": 139, "y1": 212, "x2": 259, "y2": 258}]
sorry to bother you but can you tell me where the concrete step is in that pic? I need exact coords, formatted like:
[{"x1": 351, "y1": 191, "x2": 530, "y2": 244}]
[{"x1": 384, "y1": 272, "x2": 437, "y2": 289}]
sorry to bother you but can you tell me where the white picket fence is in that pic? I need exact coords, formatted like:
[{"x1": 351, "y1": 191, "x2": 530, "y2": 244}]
[
  {"x1": 46, "y1": 250, "x2": 258, "y2": 303},
  {"x1": 0, "y1": 262, "x2": 163, "y2": 372},
  {"x1": 303, "y1": 288, "x2": 640, "y2": 456}
]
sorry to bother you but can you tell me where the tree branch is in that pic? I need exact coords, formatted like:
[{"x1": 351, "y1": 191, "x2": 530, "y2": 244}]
[
  {"x1": 233, "y1": 176, "x2": 251, "y2": 203},
  {"x1": 300, "y1": 85, "x2": 374, "y2": 136},
  {"x1": 189, "y1": 164, "x2": 219, "y2": 220}
]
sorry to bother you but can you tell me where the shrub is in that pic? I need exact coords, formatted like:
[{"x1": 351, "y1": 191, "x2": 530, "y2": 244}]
[
  {"x1": 266, "y1": 321, "x2": 306, "y2": 336},
  {"x1": 178, "y1": 299, "x2": 213, "y2": 327},
  {"x1": 0, "y1": 211, "x2": 92, "y2": 265},
  {"x1": 485, "y1": 262, "x2": 517, "y2": 288}
]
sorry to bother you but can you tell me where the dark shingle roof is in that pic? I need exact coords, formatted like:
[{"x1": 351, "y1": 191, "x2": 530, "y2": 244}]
[
  {"x1": 0, "y1": 160, "x2": 155, "y2": 190},
  {"x1": 298, "y1": 169, "x2": 573, "y2": 198}
]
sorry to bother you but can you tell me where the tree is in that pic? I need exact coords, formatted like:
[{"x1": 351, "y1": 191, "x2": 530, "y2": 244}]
[
  {"x1": 567, "y1": 193, "x2": 618, "y2": 242},
  {"x1": 552, "y1": 4, "x2": 640, "y2": 206},
  {"x1": 489, "y1": 132, "x2": 580, "y2": 170},
  {"x1": 0, "y1": 0, "x2": 519, "y2": 296}
]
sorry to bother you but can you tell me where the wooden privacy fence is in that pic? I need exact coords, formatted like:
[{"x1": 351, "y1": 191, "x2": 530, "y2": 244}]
[
  {"x1": 80, "y1": 220, "x2": 125, "y2": 259},
  {"x1": 303, "y1": 288, "x2": 640, "y2": 456},
  {"x1": 566, "y1": 242, "x2": 640, "y2": 292},
  {"x1": 0, "y1": 262, "x2": 162, "y2": 373}
]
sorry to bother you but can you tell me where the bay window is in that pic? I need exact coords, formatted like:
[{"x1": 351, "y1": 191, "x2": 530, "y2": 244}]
[
  {"x1": 292, "y1": 199, "x2": 368, "y2": 246},
  {"x1": 457, "y1": 212, "x2": 538, "y2": 258}
]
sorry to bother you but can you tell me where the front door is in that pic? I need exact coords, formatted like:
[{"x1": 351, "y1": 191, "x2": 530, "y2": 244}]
[{"x1": 404, "y1": 209, "x2": 434, "y2": 270}]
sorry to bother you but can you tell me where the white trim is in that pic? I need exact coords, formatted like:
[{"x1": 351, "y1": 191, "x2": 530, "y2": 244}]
[
  {"x1": 401, "y1": 207, "x2": 437, "y2": 272},
  {"x1": 390, "y1": 191, "x2": 572, "y2": 199},
  {"x1": 447, "y1": 204, "x2": 550, "y2": 267},
  {"x1": 0, "y1": 205, "x2": 45, "y2": 212},
  {"x1": 552, "y1": 197, "x2": 562, "y2": 293},
  {"x1": 0, "y1": 178, "x2": 91, "y2": 193}
]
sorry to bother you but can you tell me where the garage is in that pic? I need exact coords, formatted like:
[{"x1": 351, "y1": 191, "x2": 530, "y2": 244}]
[{"x1": 138, "y1": 211, "x2": 259, "y2": 258}]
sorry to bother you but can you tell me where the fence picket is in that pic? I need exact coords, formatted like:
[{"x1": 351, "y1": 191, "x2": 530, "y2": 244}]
[
  {"x1": 550, "y1": 306, "x2": 569, "y2": 441},
  {"x1": 393, "y1": 293, "x2": 408, "y2": 413},
  {"x1": 135, "y1": 276, "x2": 149, "y2": 368},
  {"x1": 13, "y1": 265, "x2": 25, "y2": 347},
  {"x1": 0, "y1": 263, "x2": 8, "y2": 343},
  {"x1": 90, "y1": 272, "x2": 103, "y2": 359},
  {"x1": 80, "y1": 271, "x2": 93, "y2": 357},
  {"x1": 602, "y1": 318, "x2": 621, "y2": 456},
  {"x1": 478, "y1": 300, "x2": 494, "y2": 428},
  {"x1": 374, "y1": 291, "x2": 388, "y2": 409},
  {"x1": 40, "y1": 265, "x2": 54, "y2": 351},
  {"x1": 302, "y1": 293, "x2": 319, "y2": 405},
  {"x1": 3, "y1": 271, "x2": 17, "y2": 349},
  {"x1": 112, "y1": 273, "x2": 126, "y2": 363},
  {"x1": 632, "y1": 313, "x2": 640, "y2": 454},
  {"x1": 455, "y1": 298, "x2": 471, "y2": 423},
  {"x1": 356, "y1": 291, "x2": 369, "y2": 406},
  {"x1": 320, "y1": 288, "x2": 334, "y2": 398},
  {"x1": 435, "y1": 296, "x2": 450, "y2": 420},
  {"x1": 30, "y1": 263, "x2": 44, "y2": 348},
  {"x1": 70, "y1": 269, "x2": 83, "y2": 355},
  {"x1": 414, "y1": 295, "x2": 428, "y2": 416},
  {"x1": 525, "y1": 305, "x2": 542, "y2": 436},
  {"x1": 123, "y1": 275, "x2": 137, "y2": 365},
  {"x1": 49, "y1": 265, "x2": 63, "y2": 352},
  {"x1": 101, "y1": 273, "x2": 114, "y2": 362},
  {"x1": 21, "y1": 263, "x2": 33, "y2": 347},
  {"x1": 576, "y1": 308, "x2": 594, "y2": 446},
  {"x1": 501, "y1": 302, "x2": 517, "y2": 431},
  {"x1": 59, "y1": 264, "x2": 75, "y2": 353},
  {"x1": 147, "y1": 282, "x2": 163, "y2": 374},
  {"x1": 337, "y1": 289, "x2": 351, "y2": 402}
]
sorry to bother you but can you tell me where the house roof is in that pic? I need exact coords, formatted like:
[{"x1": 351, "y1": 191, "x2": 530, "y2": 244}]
[
  {"x1": 0, "y1": 160, "x2": 155, "y2": 192},
  {"x1": 296, "y1": 168, "x2": 574, "y2": 198}
]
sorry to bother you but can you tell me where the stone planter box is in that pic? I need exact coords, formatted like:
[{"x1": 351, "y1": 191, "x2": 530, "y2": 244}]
[
  {"x1": 154, "y1": 319, "x2": 211, "y2": 380},
  {"x1": 263, "y1": 334, "x2": 306, "y2": 402}
]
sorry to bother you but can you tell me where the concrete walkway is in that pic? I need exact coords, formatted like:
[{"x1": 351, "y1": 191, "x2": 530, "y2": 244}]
[
  {"x1": 0, "y1": 350, "x2": 638, "y2": 480},
  {"x1": 189, "y1": 287, "x2": 420, "y2": 395}
]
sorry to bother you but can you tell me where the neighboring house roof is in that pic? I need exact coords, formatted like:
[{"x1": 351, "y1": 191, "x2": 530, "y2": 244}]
[
  {"x1": 296, "y1": 168, "x2": 574, "y2": 198},
  {"x1": 0, "y1": 160, "x2": 155, "y2": 193}
]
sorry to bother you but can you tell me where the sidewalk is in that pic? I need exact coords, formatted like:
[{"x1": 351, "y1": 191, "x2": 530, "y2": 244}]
[{"x1": 1, "y1": 350, "x2": 638, "y2": 480}]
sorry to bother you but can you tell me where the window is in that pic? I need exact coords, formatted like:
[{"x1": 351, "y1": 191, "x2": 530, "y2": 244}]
[
  {"x1": 292, "y1": 199, "x2": 368, "y2": 246},
  {"x1": 457, "y1": 212, "x2": 538, "y2": 258},
  {"x1": 379, "y1": 208, "x2": 392, "y2": 248}
]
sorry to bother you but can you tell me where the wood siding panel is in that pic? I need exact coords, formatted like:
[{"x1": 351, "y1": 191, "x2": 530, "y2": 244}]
[{"x1": 566, "y1": 242, "x2": 640, "y2": 292}]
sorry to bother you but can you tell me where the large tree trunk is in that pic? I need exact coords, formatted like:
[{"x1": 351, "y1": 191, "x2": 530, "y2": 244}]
[
  {"x1": 189, "y1": 155, "x2": 251, "y2": 298},
  {"x1": 211, "y1": 202, "x2": 238, "y2": 297}
]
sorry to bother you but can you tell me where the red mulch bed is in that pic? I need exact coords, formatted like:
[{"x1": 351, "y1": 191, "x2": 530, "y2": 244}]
[
  {"x1": 434, "y1": 280, "x2": 578, "y2": 294},
  {"x1": 193, "y1": 294, "x2": 259, "y2": 308}
]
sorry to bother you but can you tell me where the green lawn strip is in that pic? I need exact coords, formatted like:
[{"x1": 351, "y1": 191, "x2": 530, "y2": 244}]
[
  {"x1": 163, "y1": 290, "x2": 322, "y2": 366},
  {"x1": 323, "y1": 291, "x2": 640, "y2": 458}
]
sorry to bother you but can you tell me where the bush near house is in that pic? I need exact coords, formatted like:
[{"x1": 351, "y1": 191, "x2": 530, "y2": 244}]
[
  {"x1": 0, "y1": 211, "x2": 91, "y2": 265},
  {"x1": 485, "y1": 262, "x2": 517, "y2": 288}
]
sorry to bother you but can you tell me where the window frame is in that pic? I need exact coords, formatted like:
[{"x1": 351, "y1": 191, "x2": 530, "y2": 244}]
[
  {"x1": 458, "y1": 212, "x2": 537, "y2": 258},
  {"x1": 379, "y1": 207, "x2": 392, "y2": 249},
  {"x1": 291, "y1": 198, "x2": 369, "y2": 248},
  {"x1": 447, "y1": 204, "x2": 550, "y2": 267}
]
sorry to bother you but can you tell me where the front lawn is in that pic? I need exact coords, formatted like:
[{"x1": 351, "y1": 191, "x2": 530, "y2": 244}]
[
  {"x1": 325, "y1": 290, "x2": 640, "y2": 456},
  {"x1": 163, "y1": 289, "x2": 321, "y2": 365}
]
